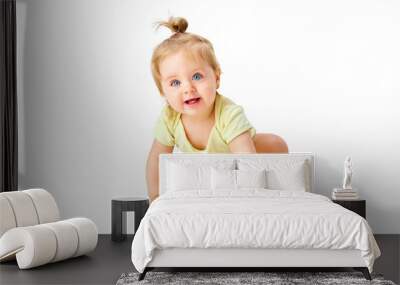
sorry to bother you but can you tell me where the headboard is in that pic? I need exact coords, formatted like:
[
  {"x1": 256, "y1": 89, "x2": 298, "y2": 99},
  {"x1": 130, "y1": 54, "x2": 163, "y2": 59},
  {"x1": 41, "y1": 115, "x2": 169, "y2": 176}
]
[{"x1": 159, "y1": 153, "x2": 315, "y2": 194}]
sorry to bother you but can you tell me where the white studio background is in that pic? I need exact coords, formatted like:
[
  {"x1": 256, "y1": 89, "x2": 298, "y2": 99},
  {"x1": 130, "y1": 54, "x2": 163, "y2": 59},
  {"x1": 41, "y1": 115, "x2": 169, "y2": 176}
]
[{"x1": 16, "y1": 0, "x2": 400, "y2": 233}]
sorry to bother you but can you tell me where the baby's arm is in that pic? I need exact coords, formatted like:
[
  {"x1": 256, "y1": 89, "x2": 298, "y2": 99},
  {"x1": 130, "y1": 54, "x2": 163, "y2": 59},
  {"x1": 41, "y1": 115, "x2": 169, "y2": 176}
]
[
  {"x1": 228, "y1": 131, "x2": 256, "y2": 153},
  {"x1": 146, "y1": 139, "x2": 174, "y2": 204}
]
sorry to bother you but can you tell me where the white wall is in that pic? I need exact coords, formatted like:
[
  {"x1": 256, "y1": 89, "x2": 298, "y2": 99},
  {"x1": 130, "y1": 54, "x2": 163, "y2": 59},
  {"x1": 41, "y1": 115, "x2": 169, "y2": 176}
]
[{"x1": 16, "y1": 0, "x2": 400, "y2": 233}]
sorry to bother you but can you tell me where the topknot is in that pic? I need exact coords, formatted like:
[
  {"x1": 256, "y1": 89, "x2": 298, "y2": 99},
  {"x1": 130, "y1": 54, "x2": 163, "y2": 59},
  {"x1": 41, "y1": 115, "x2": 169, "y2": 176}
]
[{"x1": 155, "y1": 17, "x2": 188, "y2": 34}]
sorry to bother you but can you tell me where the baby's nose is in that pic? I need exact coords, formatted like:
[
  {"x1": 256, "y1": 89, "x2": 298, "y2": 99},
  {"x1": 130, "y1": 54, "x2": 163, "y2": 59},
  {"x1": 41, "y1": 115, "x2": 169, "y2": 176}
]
[{"x1": 183, "y1": 82, "x2": 195, "y2": 94}]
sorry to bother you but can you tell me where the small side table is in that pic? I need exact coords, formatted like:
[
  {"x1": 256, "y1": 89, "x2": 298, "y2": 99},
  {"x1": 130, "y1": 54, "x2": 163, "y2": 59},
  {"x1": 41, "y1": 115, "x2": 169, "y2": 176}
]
[
  {"x1": 332, "y1": 199, "x2": 366, "y2": 219},
  {"x1": 111, "y1": 197, "x2": 149, "y2": 242}
]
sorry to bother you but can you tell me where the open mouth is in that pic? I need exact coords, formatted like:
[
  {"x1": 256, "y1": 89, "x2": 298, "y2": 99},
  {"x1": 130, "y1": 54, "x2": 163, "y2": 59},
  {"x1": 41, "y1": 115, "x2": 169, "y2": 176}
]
[{"x1": 184, "y1": 97, "x2": 201, "y2": 105}]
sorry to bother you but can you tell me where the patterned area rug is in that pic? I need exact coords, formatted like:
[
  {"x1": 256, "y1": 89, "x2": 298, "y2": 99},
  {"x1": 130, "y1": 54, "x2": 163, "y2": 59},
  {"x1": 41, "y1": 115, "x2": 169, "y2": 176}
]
[{"x1": 116, "y1": 271, "x2": 396, "y2": 285}]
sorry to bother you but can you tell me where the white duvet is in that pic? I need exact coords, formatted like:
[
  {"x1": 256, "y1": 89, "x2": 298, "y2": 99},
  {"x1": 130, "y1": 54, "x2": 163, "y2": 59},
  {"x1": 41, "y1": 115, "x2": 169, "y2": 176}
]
[{"x1": 131, "y1": 190, "x2": 380, "y2": 273}]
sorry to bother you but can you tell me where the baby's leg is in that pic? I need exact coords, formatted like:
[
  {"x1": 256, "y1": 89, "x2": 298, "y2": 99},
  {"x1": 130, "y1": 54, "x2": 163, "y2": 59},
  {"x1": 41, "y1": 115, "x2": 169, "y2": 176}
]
[{"x1": 253, "y1": 133, "x2": 289, "y2": 153}]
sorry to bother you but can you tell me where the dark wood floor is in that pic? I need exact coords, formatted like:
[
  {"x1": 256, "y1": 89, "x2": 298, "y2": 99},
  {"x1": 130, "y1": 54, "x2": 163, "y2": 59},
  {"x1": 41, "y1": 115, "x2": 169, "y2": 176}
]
[{"x1": 0, "y1": 234, "x2": 398, "y2": 285}]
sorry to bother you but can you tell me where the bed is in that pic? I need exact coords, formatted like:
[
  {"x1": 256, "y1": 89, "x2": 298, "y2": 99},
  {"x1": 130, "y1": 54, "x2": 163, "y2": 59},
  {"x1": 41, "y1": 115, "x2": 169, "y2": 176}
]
[{"x1": 131, "y1": 153, "x2": 381, "y2": 281}]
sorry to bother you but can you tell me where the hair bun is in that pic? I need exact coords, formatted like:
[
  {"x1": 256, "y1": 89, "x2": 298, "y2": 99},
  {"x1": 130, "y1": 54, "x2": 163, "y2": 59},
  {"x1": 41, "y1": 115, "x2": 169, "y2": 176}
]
[
  {"x1": 155, "y1": 16, "x2": 188, "y2": 34},
  {"x1": 170, "y1": 17, "x2": 188, "y2": 33}
]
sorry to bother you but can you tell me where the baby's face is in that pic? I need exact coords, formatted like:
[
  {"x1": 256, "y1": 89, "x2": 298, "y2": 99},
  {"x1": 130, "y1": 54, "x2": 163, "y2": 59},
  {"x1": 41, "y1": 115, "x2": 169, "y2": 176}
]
[{"x1": 159, "y1": 50, "x2": 219, "y2": 118}]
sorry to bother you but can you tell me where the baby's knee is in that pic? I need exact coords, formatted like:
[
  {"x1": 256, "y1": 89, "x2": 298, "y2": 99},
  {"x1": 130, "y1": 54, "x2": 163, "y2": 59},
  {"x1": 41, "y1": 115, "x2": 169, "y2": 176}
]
[{"x1": 253, "y1": 133, "x2": 289, "y2": 153}]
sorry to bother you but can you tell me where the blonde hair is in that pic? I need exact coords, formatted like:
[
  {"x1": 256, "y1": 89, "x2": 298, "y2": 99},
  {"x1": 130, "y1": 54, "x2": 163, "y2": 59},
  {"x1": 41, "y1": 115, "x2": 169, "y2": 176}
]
[{"x1": 151, "y1": 17, "x2": 221, "y2": 95}]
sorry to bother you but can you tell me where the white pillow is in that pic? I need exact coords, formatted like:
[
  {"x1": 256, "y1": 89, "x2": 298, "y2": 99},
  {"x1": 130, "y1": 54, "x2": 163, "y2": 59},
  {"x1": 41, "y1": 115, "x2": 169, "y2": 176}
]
[
  {"x1": 236, "y1": 169, "x2": 267, "y2": 188},
  {"x1": 211, "y1": 168, "x2": 236, "y2": 190},
  {"x1": 211, "y1": 169, "x2": 267, "y2": 190},
  {"x1": 237, "y1": 159, "x2": 310, "y2": 192},
  {"x1": 166, "y1": 160, "x2": 235, "y2": 192},
  {"x1": 266, "y1": 163, "x2": 307, "y2": 191}
]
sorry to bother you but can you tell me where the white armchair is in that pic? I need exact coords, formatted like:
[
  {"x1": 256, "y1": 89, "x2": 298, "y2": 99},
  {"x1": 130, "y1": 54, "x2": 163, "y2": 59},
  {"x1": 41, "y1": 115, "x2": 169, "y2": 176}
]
[{"x1": 0, "y1": 188, "x2": 98, "y2": 269}]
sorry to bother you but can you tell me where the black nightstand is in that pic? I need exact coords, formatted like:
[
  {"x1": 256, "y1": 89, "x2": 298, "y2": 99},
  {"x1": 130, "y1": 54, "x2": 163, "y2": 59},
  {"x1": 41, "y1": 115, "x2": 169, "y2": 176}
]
[
  {"x1": 332, "y1": 199, "x2": 366, "y2": 219},
  {"x1": 111, "y1": 197, "x2": 149, "y2": 241}
]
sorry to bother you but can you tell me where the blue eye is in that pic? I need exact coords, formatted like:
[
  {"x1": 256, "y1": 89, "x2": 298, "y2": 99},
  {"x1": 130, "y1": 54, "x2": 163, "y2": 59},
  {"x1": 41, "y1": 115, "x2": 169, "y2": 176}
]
[
  {"x1": 170, "y1": 79, "x2": 180, "y2": 87},
  {"x1": 193, "y1": 73, "x2": 202, "y2": 80}
]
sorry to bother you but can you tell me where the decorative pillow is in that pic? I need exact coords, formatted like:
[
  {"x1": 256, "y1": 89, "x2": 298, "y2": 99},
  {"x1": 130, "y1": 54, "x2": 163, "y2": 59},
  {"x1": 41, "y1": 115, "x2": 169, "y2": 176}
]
[
  {"x1": 211, "y1": 168, "x2": 236, "y2": 190},
  {"x1": 211, "y1": 169, "x2": 268, "y2": 190},
  {"x1": 166, "y1": 160, "x2": 235, "y2": 192},
  {"x1": 236, "y1": 169, "x2": 267, "y2": 189},
  {"x1": 237, "y1": 159, "x2": 310, "y2": 192}
]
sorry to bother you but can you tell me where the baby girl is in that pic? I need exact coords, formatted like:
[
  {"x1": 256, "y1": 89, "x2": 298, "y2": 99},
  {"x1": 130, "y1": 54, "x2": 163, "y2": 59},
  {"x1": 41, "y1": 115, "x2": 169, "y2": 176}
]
[{"x1": 146, "y1": 17, "x2": 288, "y2": 202}]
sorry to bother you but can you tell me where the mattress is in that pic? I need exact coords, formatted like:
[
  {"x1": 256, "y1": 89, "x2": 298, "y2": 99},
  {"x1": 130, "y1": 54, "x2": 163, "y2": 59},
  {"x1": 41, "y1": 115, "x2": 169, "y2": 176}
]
[{"x1": 131, "y1": 189, "x2": 380, "y2": 273}]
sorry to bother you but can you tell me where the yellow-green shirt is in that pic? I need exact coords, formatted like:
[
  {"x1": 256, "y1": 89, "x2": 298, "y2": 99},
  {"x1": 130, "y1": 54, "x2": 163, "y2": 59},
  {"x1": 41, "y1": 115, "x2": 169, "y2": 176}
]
[{"x1": 154, "y1": 93, "x2": 256, "y2": 153}]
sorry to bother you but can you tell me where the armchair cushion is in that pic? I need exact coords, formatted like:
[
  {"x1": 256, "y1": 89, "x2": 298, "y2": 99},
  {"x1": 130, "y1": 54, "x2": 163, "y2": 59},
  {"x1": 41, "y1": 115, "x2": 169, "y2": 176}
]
[
  {"x1": 0, "y1": 189, "x2": 98, "y2": 269},
  {"x1": 0, "y1": 218, "x2": 97, "y2": 269}
]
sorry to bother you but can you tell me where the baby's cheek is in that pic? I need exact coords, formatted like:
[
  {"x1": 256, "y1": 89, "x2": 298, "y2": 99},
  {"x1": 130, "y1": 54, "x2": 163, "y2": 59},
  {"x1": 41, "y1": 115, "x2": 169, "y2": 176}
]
[
  {"x1": 165, "y1": 96, "x2": 183, "y2": 112},
  {"x1": 171, "y1": 103, "x2": 184, "y2": 112},
  {"x1": 204, "y1": 87, "x2": 217, "y2": 102},
  {"x1": 199, "y1": 84, "x2": 215, "y2": 96}
]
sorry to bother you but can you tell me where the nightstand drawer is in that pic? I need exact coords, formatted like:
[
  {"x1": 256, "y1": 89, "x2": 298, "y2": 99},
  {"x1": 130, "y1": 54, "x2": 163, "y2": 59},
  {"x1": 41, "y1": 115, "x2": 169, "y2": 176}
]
[{"x1": 332, "y1": 200, "x2": 366, "y2": 219}]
